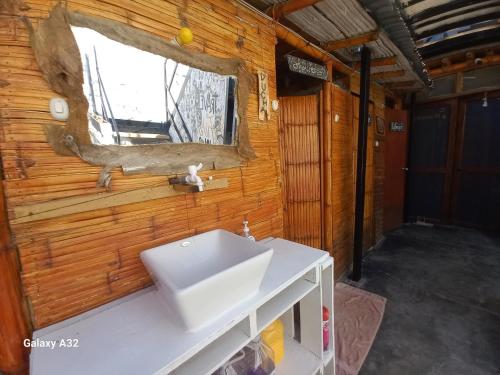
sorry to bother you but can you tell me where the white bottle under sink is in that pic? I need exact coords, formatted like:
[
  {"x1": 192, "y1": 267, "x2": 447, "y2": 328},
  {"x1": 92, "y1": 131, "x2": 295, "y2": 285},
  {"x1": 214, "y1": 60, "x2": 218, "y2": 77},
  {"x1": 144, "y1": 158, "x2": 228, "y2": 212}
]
[{"x1": 140, "y1": 229, "x2": 273, "y2": 332}]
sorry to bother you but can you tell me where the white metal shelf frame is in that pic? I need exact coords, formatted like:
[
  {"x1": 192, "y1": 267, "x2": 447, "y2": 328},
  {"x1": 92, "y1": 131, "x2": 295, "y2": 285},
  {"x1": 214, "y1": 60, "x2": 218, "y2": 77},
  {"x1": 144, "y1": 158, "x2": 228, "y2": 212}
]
[{"x1": 30, "y1": 238, "x2": 335, "y2": 375}]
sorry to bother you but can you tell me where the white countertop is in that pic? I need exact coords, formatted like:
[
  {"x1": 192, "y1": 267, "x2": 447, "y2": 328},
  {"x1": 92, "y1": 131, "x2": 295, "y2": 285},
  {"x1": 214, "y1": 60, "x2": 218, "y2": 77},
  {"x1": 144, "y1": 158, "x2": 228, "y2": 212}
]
[{"x1": 30, "y1": 237, "x2": 329, "y2": 375}]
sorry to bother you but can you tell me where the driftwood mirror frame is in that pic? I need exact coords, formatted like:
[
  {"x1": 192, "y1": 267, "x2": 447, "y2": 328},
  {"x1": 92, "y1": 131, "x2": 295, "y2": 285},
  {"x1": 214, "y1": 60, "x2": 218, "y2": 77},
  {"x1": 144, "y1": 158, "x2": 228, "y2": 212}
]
[{"x1": 25, "y1": 4, "x2": 255, "y2": 184}]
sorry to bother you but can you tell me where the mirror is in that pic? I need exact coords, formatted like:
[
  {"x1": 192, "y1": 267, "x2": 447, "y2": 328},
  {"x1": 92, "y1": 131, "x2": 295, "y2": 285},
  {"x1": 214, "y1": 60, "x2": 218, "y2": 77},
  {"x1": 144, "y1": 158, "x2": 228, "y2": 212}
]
[
  {"x1": 26, "y1": 5, "x2": 255, "y2": 180},
  {"x1": 71, "y1": 26, "x2": 238, "y2": 146}
]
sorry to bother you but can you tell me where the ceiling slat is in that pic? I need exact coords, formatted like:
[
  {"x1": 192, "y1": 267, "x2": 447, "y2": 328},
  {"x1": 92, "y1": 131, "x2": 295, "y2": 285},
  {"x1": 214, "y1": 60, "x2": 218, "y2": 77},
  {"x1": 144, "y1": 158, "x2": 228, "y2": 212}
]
[
  {"x1": 419, "y1": 26, "x2": 500, "y2": 58},
  {"x1": 416, "y1": 10, "x2": 500, "y2": 38},
  {"x1": 412, "y1": 0, "x2": 500, "y2": 28}
]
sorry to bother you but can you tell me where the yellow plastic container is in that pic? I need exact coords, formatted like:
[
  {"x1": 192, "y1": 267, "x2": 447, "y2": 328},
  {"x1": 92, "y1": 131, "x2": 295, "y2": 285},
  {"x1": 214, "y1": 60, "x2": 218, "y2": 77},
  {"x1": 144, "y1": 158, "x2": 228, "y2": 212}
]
[{"x1": 261, "y1": 319, "x2": 285, "y2": 364}]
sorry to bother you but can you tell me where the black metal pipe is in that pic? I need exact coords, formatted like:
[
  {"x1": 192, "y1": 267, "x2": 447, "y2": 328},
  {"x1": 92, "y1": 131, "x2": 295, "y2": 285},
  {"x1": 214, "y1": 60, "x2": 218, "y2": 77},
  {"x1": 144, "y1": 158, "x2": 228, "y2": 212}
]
[{"x1": 351, "y1": 46, "x2": 371, "y2": 282}]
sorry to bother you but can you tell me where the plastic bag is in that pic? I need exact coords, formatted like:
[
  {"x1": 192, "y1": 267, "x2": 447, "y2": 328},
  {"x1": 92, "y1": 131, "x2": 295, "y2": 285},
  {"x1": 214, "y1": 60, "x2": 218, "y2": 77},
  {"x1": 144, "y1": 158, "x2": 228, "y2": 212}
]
[
  {"x1": 214, "y1": 336, "x2": 276, "y2": 375},
  {"x1": 261, "y1": 320, "x2": 284, "y2": 364}
]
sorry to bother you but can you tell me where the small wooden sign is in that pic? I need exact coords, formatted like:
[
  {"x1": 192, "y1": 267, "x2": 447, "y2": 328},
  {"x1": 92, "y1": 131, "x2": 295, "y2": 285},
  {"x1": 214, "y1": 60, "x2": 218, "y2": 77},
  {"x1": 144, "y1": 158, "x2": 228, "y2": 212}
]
[
  {"x1": 287, "y1": 55, "x2": 328, "y2": 81},
  {"x1": 390, "y1": 121, "x2": 405, "y2": 132},
  {"x1": 257, "y1": 70, "x2": 270, "y2": 121},
  {"x1": 376, "y1": 116, "x2": 385, "y2": 135}
]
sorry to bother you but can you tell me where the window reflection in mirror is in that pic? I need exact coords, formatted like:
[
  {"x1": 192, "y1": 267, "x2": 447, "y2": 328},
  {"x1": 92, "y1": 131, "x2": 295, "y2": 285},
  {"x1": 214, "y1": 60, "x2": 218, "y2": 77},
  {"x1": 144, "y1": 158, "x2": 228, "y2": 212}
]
[{"x1": 71, "y1": 26, "x2": 238, "y2": 146}]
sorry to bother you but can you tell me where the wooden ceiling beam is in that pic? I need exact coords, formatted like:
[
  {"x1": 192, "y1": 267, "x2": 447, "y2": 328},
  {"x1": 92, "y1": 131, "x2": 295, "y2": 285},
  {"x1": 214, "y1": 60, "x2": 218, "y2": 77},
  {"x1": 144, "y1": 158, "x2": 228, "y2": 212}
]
[
  {"x1": 441, "y1": 57, "x2": 451, "y2": 68},
  {"x1": 266, "y1": 0, "x2": 322, "y2": 20},
  {"x1": 321, "y1": 31, "x2": 379, "y2": 51},
  {"x1": 384, "y1": 80, "x2": 417, "y2": 88},
  {"x1": 274, "y1": 23, "x2": 353, "y2": 75},
  {"x1": 430, "y1": 53, "x2": 500, "y2": 77},
  {"x1": 371, "y1": 70, "x2": 406, "y2": 80},
  {"x1": 354, "y1": 56, "x2": 397, "y2": 70}
]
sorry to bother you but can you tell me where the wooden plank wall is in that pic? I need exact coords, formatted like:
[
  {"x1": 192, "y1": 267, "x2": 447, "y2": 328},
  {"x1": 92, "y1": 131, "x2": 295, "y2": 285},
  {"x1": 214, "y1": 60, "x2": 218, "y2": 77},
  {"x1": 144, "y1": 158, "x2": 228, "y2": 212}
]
[
  {"x1": 0, "y1": 178, "x2": 30, "y2": 374},
  {"x1": 331, "y1": 86, "x2": 354, "y2": 276},
  {"x1": 279, "y1": 95, "x2": 321, "y2": 249},
  {"x1": 352, "y1": 96, "x2": 375, "y2": 250},
  {"x1": 331, "y1": 80, "x2": 386, "y2": 278},
  {"x1": 0, "y1": 0, "x2": 283, "y2": 329},
  {"x1": 276, "y1": 79, "x2": 387, "y2": 279},
  {"x1": 372, "y1": 89, "x2": 386, "y2": 243}
]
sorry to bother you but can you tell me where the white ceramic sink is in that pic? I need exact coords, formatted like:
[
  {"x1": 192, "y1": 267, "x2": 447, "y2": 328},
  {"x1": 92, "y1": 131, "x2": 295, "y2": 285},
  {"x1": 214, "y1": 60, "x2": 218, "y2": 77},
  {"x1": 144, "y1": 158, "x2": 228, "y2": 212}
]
[{"x1": 140, "y1": 229, "x2": 273, "y2": 332}]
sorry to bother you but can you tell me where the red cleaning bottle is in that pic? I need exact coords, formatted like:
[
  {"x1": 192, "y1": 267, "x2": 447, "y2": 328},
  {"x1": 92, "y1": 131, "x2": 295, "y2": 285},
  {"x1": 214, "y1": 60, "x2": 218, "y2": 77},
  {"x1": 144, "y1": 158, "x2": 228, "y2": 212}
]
[{"x1": 323, "y1": 306, "x2": 330, "y2": 352}]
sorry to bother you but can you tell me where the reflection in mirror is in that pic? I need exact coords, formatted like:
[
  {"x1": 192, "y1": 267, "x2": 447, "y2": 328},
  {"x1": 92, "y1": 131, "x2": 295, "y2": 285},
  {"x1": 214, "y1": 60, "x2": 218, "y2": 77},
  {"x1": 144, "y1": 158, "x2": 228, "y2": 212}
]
[{"x1": 71, "y1": 26, "x2": 238, "y2": 146}]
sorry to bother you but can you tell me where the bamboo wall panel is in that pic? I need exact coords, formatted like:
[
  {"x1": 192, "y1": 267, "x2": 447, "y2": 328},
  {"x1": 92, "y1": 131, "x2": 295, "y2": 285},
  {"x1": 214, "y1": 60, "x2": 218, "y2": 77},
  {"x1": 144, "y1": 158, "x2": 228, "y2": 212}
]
[
  {"x1": 276, "y1": 81, "x2": 386, "y2": 279},
  {"x1": 279, "y1": 95, "x2": 321, "y2": 249},
  {"x1": 330, "y1": 80, "x2": 386, "y2": 278},
  {"x1": 322, "y1": 76, "x2": 333, "y2": 254},
  {"x1": 373, "y1": 104, "x2": 386, "y2": 242},
  {"x1": 0, "y1": 0, "x2": 283, "y2": 328},
  {"x1": 331, "y1": 86, "x2": 354, "y2": 277},
  {"x1": 371, "y1": 85, "x2": 386, "y2": 245}
]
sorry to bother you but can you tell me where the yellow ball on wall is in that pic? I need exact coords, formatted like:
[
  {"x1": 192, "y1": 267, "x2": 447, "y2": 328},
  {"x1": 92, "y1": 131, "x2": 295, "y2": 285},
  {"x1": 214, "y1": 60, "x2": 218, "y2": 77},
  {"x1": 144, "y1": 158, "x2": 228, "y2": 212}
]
[{"x1": 177, "y1": 27, "x2": 193, "y2": 45}]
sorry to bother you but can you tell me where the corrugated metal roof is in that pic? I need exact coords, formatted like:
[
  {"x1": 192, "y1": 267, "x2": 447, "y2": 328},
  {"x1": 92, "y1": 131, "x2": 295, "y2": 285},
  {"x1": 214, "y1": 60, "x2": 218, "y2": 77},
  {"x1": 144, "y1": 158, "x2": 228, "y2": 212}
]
[
  {"x1": 398, "y1": 0, "x2": 500, "y2": 60},
  {"x1": 261, "y1": 0, "x2": 428, "y2": 88},
  {"x1": 358, "y1": 0, "x2": 430, "y2": 86}
]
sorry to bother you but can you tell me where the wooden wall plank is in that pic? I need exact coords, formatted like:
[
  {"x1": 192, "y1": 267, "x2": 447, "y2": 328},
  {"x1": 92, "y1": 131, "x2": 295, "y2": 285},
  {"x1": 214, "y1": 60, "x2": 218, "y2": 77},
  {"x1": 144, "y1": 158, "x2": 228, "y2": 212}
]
[
  {"x1": 330, "y1": 81, "x2": 386, "y2": 278},
  {"x1": 11, "y1": 179, "x2": 229, "y2": 224},
  {"x1": 331, "y1": 86, "x2": 354, "y2": 277},
  {"x1": 0, "y1": 0, "x2": 282, "y2": 328},
  {"x1": 0, "y1": 177, "x2": 30, "y2": 373}
]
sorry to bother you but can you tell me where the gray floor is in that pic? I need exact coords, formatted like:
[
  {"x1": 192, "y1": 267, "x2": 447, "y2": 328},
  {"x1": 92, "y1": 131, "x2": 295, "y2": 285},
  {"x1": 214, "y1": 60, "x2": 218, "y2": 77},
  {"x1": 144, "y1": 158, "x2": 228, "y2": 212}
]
[{"x1": 356, "y1": 224, "x2": 500, "y2": 375}]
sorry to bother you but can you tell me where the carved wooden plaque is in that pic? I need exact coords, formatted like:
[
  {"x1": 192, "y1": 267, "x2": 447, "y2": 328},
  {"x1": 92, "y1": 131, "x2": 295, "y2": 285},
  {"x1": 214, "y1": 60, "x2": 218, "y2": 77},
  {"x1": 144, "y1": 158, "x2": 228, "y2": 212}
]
[{"x1": 257, "y1": 70, "x2": 270, "y2": 121}]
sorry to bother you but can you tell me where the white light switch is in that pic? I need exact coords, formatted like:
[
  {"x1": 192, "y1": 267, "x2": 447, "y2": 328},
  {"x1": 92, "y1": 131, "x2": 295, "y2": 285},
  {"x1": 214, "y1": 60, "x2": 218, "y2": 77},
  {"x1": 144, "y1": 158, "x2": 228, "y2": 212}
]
[
  {"x1": 49, "y1": 97, "x2": 69, "y2": 121},
  {"x1": 54, "y1": 101, "x2": 63, "y2": 113}
]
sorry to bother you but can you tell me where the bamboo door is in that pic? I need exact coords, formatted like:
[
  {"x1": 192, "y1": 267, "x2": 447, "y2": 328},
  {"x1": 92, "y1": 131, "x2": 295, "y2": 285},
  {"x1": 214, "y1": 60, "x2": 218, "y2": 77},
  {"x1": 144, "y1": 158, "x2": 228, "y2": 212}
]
[{"x1": 279, "y1": 95, "x2": 322, "y2": 249}]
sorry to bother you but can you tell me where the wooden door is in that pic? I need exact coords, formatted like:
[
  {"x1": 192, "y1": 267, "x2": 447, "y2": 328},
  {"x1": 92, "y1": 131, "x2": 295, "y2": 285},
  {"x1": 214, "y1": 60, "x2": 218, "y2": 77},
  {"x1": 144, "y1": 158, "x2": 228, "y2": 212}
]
[
  {"x1": 407, "y1": 100, "x2": 457, "y2": 223},
  {"x1": 383, "y1": 108, "x2": 409, "y2": 231},
  {"x1": 451, "y1": 92, "x2": 500, "y2": 229},
  {"x1": 279, "y1": 95, "x2": 322, "y2": 248}
]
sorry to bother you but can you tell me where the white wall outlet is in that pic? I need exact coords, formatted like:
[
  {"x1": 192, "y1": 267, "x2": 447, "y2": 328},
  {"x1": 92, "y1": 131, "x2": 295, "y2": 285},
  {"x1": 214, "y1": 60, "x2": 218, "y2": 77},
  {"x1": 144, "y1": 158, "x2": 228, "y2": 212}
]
[
  {"x1": 49, "y1": 97, "x2": 69, "y2": 121},
  {"x1": 271, "y1": 99, "x2": 279, "y2": 112}
]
